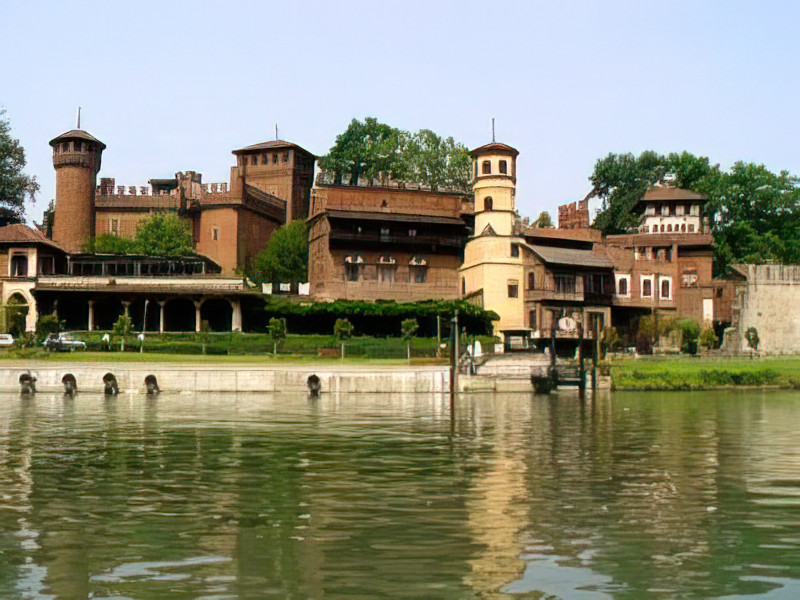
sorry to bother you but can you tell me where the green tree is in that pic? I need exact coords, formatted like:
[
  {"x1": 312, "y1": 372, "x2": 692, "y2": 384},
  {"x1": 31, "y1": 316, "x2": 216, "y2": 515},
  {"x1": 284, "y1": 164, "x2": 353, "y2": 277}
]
[
  {"x1": 400, "y1": 129, "x2": 471, "y2": 191},
  {"x1": 84, "y1": 212, "x2": 193, "y2": 256},
  {"x1": 333, "y1": 318, "x2": 353, "y2": 359},
  {"x1": 36, "y1": 312, "x2": 63, "y2": 342},
  {"x1": 319, "y1": 118, "x2": 471, "y2": 191},
  {"x1": 268, "y1": 317, "x2": 287, "y2": 355},
  {"x1": 134, "y1": 212, "x2": 194, "y2": 256},
  {"x1": 599, "y1": 326, "x2": 622, "y2": 359},
  {"x1": 319, "y1": 118, "x2": 407, "y2": 185},
  {"x1": 113, "y1": 313, "x2": 133, "y2": 351},
  {"x1": 535, "y1": 211, "x2": 553, "y2": 228},
  {"x1": 680, "y1": 319, "x2": 701, "y2": 355},
  {"x1": 250, "y1": 220, "x2": 309, "y2": 284},
  {"x1": 85, "y1": 233, "x2": 138, "y2": 254},
  {"x1": 699, "y1": 326, "x2": 718, "y2": 352},
  {"x1": 0, "y1": 110, "x2": 39, "y2": 225},
  {"x1": 40, "y1": 199, "x2": 55, "y2": 238},
  {"x1": 401, "y1": 318, "x2": 419, "y2": 362}
]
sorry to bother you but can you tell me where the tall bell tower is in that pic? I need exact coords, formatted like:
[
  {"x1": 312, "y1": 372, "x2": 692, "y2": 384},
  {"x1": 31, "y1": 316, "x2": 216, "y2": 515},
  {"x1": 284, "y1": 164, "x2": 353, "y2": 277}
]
[
  {"x1": 50, "y1": 128, "x2": 105, "y2": 253},
  {"x1": 459, "y1": 142, "x2": 526, "y2": 334}
]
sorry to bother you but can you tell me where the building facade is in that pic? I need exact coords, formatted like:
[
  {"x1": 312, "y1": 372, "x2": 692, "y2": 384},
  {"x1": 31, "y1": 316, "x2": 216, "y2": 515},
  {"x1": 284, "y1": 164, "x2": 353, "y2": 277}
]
[
  {"x1": 308, "y1": 179, "x2": 472, "y2": 301},
  {"x1": 50, "y1": 127, "x2": 315, "y2": 274}
]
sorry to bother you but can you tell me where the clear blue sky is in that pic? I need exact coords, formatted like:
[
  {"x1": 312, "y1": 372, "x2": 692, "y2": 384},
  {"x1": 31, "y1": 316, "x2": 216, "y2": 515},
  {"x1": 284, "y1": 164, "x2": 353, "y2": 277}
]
[{"x1": 3, "y1": 0, "x2": 800, "y2": 225}]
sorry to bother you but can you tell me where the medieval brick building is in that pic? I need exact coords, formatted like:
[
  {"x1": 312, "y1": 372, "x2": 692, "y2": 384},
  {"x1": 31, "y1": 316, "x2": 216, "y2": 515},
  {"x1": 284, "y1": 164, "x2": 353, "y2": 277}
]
[
  {"x1": 51, "y1": 128, "x2": 315, "y2": 274},
  {"x1": 308, "y1": 174, "x2": 472, "y2": 302}
]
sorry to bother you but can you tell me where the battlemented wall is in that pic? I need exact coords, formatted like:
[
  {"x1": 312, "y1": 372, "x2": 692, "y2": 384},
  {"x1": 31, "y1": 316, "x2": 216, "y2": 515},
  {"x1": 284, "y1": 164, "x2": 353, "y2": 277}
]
[
  {"x1": 558, "y1": 199, "x2": 590, "y2": 229},
  {"x1": 737, "y1": 264, "x2": 800, "y2": 354}
]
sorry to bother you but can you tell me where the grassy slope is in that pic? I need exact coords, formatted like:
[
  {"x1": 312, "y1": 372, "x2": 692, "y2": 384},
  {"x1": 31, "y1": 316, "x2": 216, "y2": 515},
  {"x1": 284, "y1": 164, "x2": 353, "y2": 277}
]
[{"x1": 610, "y1": 355, "x2": 800, "y2": 390}]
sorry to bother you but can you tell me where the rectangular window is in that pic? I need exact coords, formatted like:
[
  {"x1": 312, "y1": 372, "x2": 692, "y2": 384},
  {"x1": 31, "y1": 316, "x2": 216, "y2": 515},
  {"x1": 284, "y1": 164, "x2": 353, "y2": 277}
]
[
  {"x1": 110, "y1": 218, "x2": 120, "y2": 235},
  {"x1": 527, "y1": 272, "x2": 535, "y2": 290},
  {"x1": 380, "y1": 227, "x2": 390, "y2": 236},
  {"x1": 378, "y1": 265, "x2": 395, "y2": 283},
  {"x1": 642, "y1": 277, "x2": 653, "y2": 298},
  {"x1": 508, "y1": 281, "x2": 519, "y2": 298},
  {"x1": 410, "y1": 266, "x2": 427, "y2": 283},
  {"x1": 555, "y1": 274, "x2": 576, "y2": 293},
  {"x1": 261, "y1": 153, "x2": 268, "y2": 165},
  {"x1": 511, "y1": 244, "x2": 520, "y2": 258},
  {"x1": 62, "y1": 142, "x2": 70, "y2": 152},
  {"x1": 272, "y1": 153, "x2": 278, "y2": 164},
  {"x1": 282, "y1": 152, "x2": 289, "y2": 163},
  {"x1": 408, "y1": 229, "x2": 417, "y2": 237},
  {"x1": 212, "y1": 227, "x2": 219, "y2": 241},
  {"x1": 482, "y1": 160, "x2": 491, "y2": 174},
  {"x1": 345, "y1": 263, "x2": 360, "y2": 282},
  {"x1": 529, "y1": 309, "x2": 537, "y2": 329},
  {"x1": 688, "y1": 224, "x2": 695, "y2": 232},
  {"x1": 250, "y1": 155, "x2": 257, "y2": 165},
  {"x1": 499, "y1": 160, "x2": 508, "y2": 174},
  {"x1": 74, "y1": 141, "x2": 82, "y2": 152}
]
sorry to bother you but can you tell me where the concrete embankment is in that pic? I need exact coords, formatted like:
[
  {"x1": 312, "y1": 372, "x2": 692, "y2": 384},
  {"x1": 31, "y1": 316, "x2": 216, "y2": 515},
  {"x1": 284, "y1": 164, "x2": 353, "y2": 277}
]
[{"x1": 0, "y1": 361, "x2": 450, "y2": 395}]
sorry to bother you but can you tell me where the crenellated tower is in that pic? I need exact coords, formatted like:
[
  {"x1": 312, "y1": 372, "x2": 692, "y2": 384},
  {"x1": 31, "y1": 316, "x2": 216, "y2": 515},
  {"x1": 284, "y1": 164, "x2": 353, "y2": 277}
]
[{"x1": 50, "y1": 129, "x2": 105, "y2": 253}]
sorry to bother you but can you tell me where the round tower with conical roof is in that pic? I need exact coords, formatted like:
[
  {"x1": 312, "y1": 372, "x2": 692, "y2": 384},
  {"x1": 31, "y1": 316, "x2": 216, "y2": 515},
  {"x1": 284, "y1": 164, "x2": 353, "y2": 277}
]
[
  {"x1": 50, "y1": 129, "x2": 105, "y2": 253},
  {"x1": 459, "y1": 141, "x2": 527, "y2": 334}
]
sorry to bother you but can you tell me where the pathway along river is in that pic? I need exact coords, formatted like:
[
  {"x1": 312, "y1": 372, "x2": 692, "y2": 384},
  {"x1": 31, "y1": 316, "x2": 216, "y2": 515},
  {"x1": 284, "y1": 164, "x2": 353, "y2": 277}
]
[{"x1": 0, "y1": 390, "x2": 799, "y2": 599}]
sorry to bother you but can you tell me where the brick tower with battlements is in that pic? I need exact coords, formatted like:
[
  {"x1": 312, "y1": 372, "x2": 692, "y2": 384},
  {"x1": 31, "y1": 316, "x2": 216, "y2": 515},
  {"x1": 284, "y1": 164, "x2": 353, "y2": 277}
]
[{"x1": 50, "y1": 129, "x2": 105, "y2": 253}]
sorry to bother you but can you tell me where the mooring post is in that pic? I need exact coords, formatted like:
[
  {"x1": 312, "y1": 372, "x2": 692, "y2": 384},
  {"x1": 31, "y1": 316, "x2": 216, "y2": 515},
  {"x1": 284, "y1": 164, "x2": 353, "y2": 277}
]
[
  {"x1": 578, "y1": 321, "x2": 586, "y2": 397},
  {"x1": 592, "y1": 317, "x2": 599, "y2": 392},
  {"x1": 450, "y1": 309, "x2": 459, "y2": 413}
]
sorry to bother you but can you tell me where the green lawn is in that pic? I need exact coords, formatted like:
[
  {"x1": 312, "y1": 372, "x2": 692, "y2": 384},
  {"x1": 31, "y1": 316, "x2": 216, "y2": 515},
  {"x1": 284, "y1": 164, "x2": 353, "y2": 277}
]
[{"x1": 610, "y1": 355, "x2": 800, "y2": 390}]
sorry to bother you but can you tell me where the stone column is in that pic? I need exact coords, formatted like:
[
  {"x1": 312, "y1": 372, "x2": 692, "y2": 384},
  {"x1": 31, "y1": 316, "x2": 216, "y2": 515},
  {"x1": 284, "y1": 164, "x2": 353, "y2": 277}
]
[
  {"x1": 158, "y1": 301, "x2": 166, "y2": 334},
  {"x1": 88, "y1": 300, "x2": 95, "y2": 331},
  {"x1": 194, "y1": 300, "x2": 202, "y2": 333},
  {"x1": 122, "y1": 300, "x2": 131, "y2": 316},
  {"x1": 231, "y1": 299, "x2": 242, "y2": 332}
]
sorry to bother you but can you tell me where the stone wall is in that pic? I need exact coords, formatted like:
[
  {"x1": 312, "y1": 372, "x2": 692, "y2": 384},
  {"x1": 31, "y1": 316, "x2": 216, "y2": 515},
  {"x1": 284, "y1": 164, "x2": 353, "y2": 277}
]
[
  {"x1": 558, "y1": 200, "x2": 590, "y2": 229},
  {"x1": 737, "y1": 264, "x2": 800, "y2": 354},
  {"x1": 310, "y1": 185, "x2": 467, "y2": 219},
  {"x1": 0, "y1": 362, "x2": 450, "y2": 395}
]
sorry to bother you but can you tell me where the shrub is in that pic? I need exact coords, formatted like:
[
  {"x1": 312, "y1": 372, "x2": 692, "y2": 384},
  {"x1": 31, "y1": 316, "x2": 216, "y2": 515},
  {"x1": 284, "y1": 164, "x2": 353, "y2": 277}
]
[
  {"x1": 699, "y1": 327, "x2": 718, "y2": 351},
  {"x1": 680, "y1": 319, "x2": 701, "y2": 355},
  {"x1": 745, "y1": 327, "x2": 760, "y2": 352}
]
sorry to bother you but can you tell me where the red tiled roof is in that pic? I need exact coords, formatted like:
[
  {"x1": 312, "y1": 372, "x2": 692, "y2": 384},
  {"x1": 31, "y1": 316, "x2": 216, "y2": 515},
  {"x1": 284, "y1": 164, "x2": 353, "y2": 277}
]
[
  {"x1": 49, "y1": 129, "x2": 106, "y2": 149},
  {"x1": 642, "y1": 187, "x2": 705, "y2": 201},
  {"x1": 469, "y1": 142, "x2": 519, "y2": 157},
  {"x1": 0, "y1": 224, "x2": 67, "y2": 252},
  {"x1": 232, "y1": 139, "x2": 315, "y2": 157}
]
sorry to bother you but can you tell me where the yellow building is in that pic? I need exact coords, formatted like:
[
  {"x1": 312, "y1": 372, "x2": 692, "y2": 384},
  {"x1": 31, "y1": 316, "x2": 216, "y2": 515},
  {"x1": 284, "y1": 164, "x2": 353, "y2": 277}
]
[{"x1": 459, "y1": 142, "x2": 527, "y2": 337}]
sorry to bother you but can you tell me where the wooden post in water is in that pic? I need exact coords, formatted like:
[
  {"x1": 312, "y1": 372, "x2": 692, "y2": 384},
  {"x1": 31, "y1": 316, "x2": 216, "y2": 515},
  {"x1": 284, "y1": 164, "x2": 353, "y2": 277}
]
[
  {"x1": 592, "y1": 316, "x2": 599, "y2": 392},
  {"x1": 578, "y1": 320, "x2": 586, "y2": 397}
]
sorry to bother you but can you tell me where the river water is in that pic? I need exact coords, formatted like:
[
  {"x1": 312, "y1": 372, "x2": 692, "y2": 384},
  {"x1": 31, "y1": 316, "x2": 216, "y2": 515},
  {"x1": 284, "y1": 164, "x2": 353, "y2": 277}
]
[{"x1": 1, "y1": 390, "x2": 799, "y2": 599}]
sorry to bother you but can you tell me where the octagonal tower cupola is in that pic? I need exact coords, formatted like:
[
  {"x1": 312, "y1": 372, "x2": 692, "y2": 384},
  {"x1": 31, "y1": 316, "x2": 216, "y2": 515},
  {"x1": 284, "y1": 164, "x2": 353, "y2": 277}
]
[
  {"x1": 469, "y1": 142, "x2": 519, "y2": 237},
  {"x1": 49, "y1": 128, "x2": 106, "y2": 253}
]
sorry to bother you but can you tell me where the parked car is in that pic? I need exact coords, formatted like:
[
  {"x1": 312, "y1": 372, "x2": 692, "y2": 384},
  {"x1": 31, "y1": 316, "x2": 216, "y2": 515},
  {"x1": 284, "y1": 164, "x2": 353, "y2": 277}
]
[
  {"x1": 0, "y1": 334, "x2": 14, "y2": 348},
  {"x1": 43, "y1": 333, "x2": 87, "y2": 352}
]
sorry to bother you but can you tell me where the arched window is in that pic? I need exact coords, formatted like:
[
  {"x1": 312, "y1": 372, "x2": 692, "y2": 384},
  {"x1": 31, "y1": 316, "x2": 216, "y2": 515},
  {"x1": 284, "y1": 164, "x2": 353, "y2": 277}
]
[
  {"x1": 667, "y1": 224, "x2": 672, "y2": 232},
  {"x1": 482, "y1": 160, "x2": 491, "y2": 174},
  {"x1": 681, "y1": 223, "x2": 686, "y2": 232},
  {"x1": 484, "y1": 196, "x2": 493, "y2": 211},
  {"x1": 499, "y1": 160, "x2": 508, "y2": 174}
]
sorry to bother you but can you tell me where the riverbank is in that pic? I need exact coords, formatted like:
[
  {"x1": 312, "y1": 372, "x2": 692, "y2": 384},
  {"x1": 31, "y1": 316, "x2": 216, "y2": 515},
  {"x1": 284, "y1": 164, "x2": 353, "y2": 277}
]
[
  {"x1": 0, "y1": 360, "x2": 450, "y2": 394},
  {"x1": 610, "y1": 355, "x2": 800, "y2": 390}
]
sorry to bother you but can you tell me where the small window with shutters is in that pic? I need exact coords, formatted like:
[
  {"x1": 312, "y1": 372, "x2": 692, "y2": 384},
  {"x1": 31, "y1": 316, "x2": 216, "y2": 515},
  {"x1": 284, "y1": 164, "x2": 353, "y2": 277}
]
[{"x1": 482, "y1": 160, "x2": 491, "y2": 174}]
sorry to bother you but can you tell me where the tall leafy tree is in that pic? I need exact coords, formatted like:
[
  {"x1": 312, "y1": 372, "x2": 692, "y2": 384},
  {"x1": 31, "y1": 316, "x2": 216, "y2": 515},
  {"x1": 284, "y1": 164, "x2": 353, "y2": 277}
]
[
  {"x1": 319, "y1": 118, "x2": 471, "y2": 191},
  {"x1": 318, "y1": 118, "x2": 407, "y2": 185},
  {"x1": 85, "y1": 212, "x2": 193, "y2": 256},
  {"x1": 0, "y1": 110, "x2": 39, "y2": 225},
  {"x1": 400, "y1": 129, "x2": 471, "y2": 191},
  {"x1": 250, "y1": 219, "x2": 309, "y2": 284}
]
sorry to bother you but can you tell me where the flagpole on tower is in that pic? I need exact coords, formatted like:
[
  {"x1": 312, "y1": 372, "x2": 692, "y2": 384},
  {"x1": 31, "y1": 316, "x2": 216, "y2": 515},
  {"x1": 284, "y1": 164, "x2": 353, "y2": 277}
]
[
  {"x1": 77, "y1": 107, "x2": 81, "y2": 129},
  {"x1": 491, "y1": 117, "x2": 495, "y2": 142}
]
